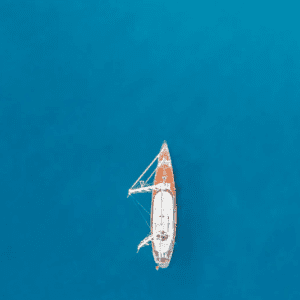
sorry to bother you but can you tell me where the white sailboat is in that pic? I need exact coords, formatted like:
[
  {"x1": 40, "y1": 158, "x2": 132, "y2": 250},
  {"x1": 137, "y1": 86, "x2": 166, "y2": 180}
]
[{"x1": 128, "y1": 141, "x2": 177, "y2": 270}]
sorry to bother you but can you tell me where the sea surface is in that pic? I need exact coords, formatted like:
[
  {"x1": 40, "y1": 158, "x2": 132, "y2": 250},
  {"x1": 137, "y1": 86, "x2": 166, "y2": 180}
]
[{"x1": 1, "y1": 0, "x2": 300, "y2": 299}]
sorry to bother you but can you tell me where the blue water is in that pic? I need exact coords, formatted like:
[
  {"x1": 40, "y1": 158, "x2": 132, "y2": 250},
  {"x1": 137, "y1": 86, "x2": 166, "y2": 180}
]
[{"x1": 1, "y1": 1, "x2": 300, "y2": 299}]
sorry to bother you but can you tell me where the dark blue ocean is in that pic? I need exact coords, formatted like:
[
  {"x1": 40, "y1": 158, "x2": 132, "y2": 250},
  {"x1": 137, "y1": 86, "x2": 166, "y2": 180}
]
[{"x1": 1, "y1": 1, "x2": 300, "y2": 299}]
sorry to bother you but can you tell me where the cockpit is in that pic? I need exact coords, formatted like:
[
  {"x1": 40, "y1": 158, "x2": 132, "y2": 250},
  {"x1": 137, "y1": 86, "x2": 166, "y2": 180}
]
[{"x1": 156, "y1": 231, "x2": 169, "y2": 241}]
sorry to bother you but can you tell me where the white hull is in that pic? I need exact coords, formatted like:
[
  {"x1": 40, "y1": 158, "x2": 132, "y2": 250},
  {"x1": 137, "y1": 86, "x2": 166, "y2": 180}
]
[{"x1": 152, "y1": 191, "x2": 176, "y2": 268}]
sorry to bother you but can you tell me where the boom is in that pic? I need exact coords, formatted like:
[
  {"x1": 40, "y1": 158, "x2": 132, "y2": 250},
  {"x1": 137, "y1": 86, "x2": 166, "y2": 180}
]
[{"x1": 128, "y1": 182, "x2": 170, "y2": 197}]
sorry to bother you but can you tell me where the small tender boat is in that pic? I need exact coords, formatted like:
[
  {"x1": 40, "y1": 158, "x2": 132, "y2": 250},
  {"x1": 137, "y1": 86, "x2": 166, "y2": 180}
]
[{"x1": 128, "y1": 141, "x2": 177, "y2": 270}]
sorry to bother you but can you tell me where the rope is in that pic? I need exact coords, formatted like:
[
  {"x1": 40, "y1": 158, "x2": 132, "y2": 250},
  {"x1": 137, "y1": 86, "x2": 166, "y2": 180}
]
[
  {"x1": 129, "y1": 154, "x2": 159, "y2": 190},
  {"x1": 134, "y1": 197, "x2": 150, "y2": 215},
  {"x1": 130, "y1": 195, "x2": 150, "y2": 229},
  {"x1": 145, "y1": 167, "x2": 156, "y2": 185}
]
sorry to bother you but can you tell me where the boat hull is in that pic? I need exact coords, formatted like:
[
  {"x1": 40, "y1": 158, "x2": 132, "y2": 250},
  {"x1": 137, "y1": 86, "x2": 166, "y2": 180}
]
[{"x1": 151, "y1": 141, "x2": 177, "y2": 269}]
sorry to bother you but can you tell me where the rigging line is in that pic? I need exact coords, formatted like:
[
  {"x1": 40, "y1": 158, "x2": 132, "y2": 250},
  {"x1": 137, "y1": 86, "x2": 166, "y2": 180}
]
[
  {"x1": 130, "y1": 195, "x2": 150, "y2": 229},
  {"x1": 129, "y1": 154, "x2": 159, "y2": 190},
  {"x1": 134, "y1": 197, "x2": 150, "y2": 215},
  {"x1": 145, "y1": 167, "x2": 156, "y2": 185}
]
